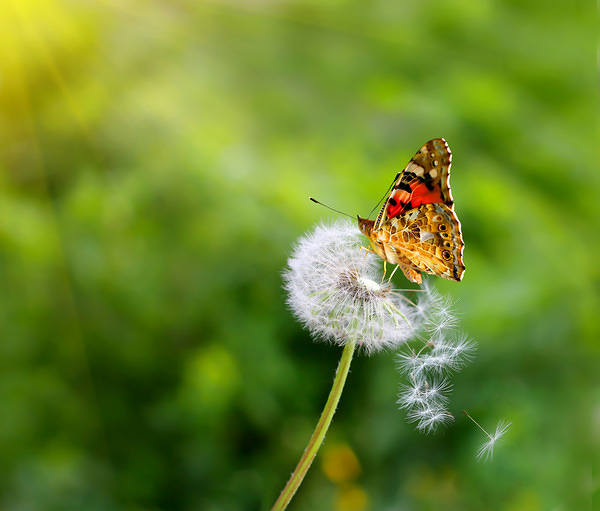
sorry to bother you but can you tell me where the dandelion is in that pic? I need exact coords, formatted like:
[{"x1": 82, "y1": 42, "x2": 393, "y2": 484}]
[
  {"x1": 273, "y1": 220, "x2": 496, "y2": 510},
  {"x1": 283, "y1": 220, "x2": 425, "y2": 354},
  {"x1": 273, "y1": 220, "x2": 437, "y2": 511},
  {"x1": 463, "y1": 411, "x2": 512, "y2": 461}
]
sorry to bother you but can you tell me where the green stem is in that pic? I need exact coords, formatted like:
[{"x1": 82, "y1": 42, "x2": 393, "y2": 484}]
[{"x1": 271, "y1": 339, "x2": 357, "y2": 511}]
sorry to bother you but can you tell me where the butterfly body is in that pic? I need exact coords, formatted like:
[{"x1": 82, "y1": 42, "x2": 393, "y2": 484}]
[{"x1": 358, "y1": 138, "x2": 465, "y2": 284}]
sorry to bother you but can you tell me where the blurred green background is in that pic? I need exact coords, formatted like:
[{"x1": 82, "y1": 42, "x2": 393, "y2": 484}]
[{"x1": 0, "y1": 1, "x2": 597, "y2": 510}]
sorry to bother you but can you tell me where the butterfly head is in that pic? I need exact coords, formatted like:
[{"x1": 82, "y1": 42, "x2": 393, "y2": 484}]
[{"x1": 357, "y1": 216, "x2": 375, "y2": 236}]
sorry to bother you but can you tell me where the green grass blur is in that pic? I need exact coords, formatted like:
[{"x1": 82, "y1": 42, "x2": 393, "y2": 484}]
[{"x1": 0, "y1": 1, "x2": 597, "y2": 510}]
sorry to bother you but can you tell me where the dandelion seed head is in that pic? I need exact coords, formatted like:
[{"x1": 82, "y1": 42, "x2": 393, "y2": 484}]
[{"x1": 283, "y1": 220, "x2": 431, "y2": 353}]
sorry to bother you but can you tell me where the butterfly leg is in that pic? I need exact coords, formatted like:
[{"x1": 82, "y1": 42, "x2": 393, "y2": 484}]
[
  {"x1": 381, "y1": 260, "x2": 387, "y2": 283},
  {"x1": 388, "y1": 264, "x2": 400, "y2": 283},
  {"x1": 360, "y1": 246, "x2": 375, "y2": 257}
]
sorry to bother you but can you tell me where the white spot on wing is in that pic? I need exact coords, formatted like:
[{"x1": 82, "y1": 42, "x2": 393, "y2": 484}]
[
  {"x1": 407, "y1": 162, "x2": 425, "y2": 177},
  {"x1": 420, "y1": 231, "x2": 434, "y2": 242},
  {"x1": 407, "y1": 210, "x2": 419, "y2": 221}
]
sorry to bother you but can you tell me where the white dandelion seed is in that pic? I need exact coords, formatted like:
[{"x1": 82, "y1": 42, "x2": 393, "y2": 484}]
[
  {"x1": 283, "y1": 220, "x2": 434, "y2": 353},
  {"x1": 463, "y1": 411, "x2": 512, "y2": 461},
  {"x1": 407, "y1": 404, "x2": 454, "y2": 433},
  {"x1": 428, "y1": 336, "x2": 476, "y2": 372},
  {"x1": 396, "y1": 335, "x2": 475, "y2": 378},
  {"x1": 397, "y1": 378, "x2": 451, "y2": 410},
  {"x1": 417, "y1": 283, "x2": 459, "y2": 335},
  {"x1": 476, "y1": 420, "x2": 512, "y2": 461}
]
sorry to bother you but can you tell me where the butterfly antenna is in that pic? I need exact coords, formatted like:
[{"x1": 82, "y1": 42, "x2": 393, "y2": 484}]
[
  {"x1": 309, "y1": 197, "x2": 354, "y2": 219},
  {"x1": 367, "y1": 171, "x2": 399, "y2": 218}
]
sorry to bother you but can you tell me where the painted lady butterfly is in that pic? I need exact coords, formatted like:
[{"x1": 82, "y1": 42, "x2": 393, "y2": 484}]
[{"x1": 358, "y1": 138, "x2": 465, "y2": 284}]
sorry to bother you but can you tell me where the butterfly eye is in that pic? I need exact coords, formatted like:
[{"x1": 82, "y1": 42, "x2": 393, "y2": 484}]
[{"x1": 442, "y1": 250, "x2": 451, "y2": 260}]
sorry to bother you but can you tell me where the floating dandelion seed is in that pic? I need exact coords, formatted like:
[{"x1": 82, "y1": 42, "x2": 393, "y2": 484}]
[
  {"x1": 477, "y1": 420, "x2": 511, "y2": 460},
  {"x1": 283, "y1": 220, "x2": 430, "y2": 353},
  {"x1": 463, "y1": 411, "x2": 512, "y2": 461}
]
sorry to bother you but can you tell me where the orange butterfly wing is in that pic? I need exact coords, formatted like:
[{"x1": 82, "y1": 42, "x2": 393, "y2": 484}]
[{"x1": 364, "y1": 138, "x2": 465, "y2": 283}]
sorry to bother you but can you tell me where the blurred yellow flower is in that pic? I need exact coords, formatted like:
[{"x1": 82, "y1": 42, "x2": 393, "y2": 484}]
[
  {"x1": 336, "y1": 484, "x2": 369, "y2": 511},
  {"x1": 322, "y1": 444, "x2": 361, "y2": 484}
]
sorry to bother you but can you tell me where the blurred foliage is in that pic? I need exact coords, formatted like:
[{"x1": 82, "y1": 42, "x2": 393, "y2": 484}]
[{"x1": 0, "y1": 0, "x2": 597, "y2": 510}]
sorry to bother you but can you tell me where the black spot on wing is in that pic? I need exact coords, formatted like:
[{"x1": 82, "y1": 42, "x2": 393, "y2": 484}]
[{"x1": 396, "y1": 181, "x2": 411, "y2": 193}]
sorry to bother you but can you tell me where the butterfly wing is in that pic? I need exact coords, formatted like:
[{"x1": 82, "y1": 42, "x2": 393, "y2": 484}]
[
  {"x1": 374, "y1": 138, "x2": 454, "y2": 231},
  {"x1": 369, "y1": 138, "x2": 464, "y2": 282},
  {"x1": 383, "y1": 203, "x2": 465, "y2": 282}
]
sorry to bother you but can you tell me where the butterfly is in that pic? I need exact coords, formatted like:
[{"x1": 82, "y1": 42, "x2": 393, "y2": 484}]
[{"x1": 358, "y1": 138, "x2": 465, "y2": 284}]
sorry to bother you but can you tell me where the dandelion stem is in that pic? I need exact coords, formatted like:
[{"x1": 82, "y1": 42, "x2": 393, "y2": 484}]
[{"x1": 271, "y1": 339, "x2": 357, "y2": 511}]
